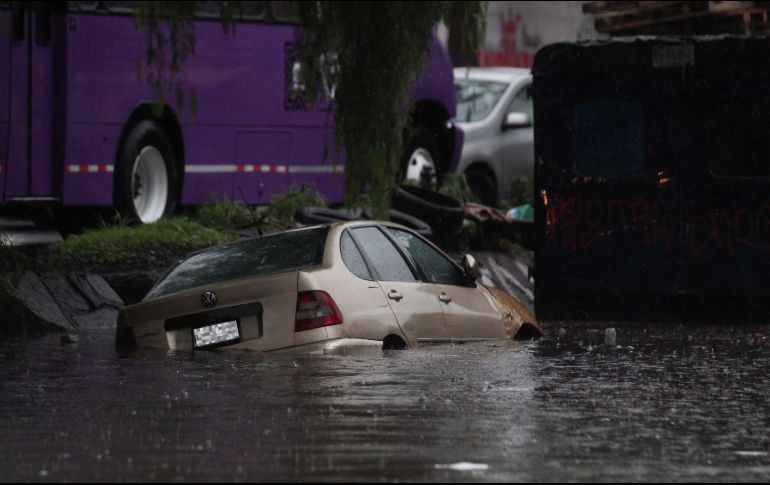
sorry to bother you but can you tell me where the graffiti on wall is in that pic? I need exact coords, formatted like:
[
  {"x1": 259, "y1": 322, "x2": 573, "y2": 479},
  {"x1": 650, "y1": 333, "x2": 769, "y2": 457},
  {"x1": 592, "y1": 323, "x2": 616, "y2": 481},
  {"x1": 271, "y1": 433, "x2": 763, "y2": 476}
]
[
  {"x1": 545, "y1": 194, "x2": 770, "y2": 258},
  {"x1": 478, "y1": 9, "x2": 542, "y2": 68}
]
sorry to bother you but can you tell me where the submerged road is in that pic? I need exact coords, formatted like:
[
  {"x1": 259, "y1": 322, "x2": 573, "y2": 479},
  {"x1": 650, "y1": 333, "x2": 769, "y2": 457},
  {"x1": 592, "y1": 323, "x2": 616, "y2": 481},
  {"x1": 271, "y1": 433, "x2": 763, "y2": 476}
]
[{"x1": 1, "y1": 322, "x2": 769, "y2": 482}]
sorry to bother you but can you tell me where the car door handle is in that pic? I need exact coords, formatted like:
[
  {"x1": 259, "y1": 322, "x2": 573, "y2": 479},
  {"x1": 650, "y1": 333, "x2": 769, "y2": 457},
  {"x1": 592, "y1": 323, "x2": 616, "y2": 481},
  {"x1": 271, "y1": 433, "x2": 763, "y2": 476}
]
[
  {"x1": 388, "y1": 290, "x2": 403, "y2": 301},
  {"x1": 439, "y1": 292, "x2": 452, "y2": 303}
]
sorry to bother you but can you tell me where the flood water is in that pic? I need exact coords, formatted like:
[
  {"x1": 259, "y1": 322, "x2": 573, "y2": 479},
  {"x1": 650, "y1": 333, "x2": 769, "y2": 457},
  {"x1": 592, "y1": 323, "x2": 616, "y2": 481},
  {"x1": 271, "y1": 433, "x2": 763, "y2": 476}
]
[{"x1": 1, "y1": 322, "x2": 769, "y2": 482}]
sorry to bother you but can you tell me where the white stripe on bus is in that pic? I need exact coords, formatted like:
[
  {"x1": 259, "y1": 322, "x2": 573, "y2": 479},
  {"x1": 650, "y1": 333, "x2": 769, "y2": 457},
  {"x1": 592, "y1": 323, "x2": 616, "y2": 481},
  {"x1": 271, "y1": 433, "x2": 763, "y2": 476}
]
[
  {"x1": 185, "y1": 164, "x2": 238, "y2": 173},
  {"x1": 184, "y1": 164, "x2": 344, "y2": 174},
  {"x1": 61, "y1": 164, "x2": 343, "y2": 174},
  {"x1": 288, "y1": 165, "x2": 344, "y2": 174},
  {"x1": 66, "y1": 164, "x2": 114, "y2": 173}
]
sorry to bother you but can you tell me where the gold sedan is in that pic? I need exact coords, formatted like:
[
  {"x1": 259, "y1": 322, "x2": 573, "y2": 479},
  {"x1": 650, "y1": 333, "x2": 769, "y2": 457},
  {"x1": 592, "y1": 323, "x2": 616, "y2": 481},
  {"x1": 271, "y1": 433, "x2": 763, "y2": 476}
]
[{"x1": 115, "y1": 221, "x2": 539, "y2": 352}]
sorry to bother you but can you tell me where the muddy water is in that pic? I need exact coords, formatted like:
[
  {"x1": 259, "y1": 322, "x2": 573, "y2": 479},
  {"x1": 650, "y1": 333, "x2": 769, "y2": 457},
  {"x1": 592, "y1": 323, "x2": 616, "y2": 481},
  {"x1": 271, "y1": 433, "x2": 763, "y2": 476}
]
[{"x1": 1, "y1": 322, "x2": 769, "y2": 482}]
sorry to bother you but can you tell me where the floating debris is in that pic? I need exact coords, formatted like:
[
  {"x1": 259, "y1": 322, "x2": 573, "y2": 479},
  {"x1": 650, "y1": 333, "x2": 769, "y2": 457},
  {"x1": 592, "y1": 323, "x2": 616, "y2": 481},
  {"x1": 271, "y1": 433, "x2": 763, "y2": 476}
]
[{"x1": 435, "y1": 462, "x2": 489, "y2": 471}]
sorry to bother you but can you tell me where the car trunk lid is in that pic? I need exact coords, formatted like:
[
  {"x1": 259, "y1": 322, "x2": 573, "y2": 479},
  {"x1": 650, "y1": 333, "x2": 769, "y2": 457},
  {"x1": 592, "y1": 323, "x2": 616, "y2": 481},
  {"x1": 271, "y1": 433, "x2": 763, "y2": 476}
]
[{"x1": 123, "y1": 271, "x2": 300, "y2": 351}]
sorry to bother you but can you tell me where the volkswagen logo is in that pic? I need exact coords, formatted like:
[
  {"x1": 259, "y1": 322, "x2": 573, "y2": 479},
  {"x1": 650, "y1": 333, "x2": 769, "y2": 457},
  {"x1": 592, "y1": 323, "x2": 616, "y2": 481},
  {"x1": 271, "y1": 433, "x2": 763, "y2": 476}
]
[{"x1": 201, "y1": 291, "x2": 217, "y2": 308}]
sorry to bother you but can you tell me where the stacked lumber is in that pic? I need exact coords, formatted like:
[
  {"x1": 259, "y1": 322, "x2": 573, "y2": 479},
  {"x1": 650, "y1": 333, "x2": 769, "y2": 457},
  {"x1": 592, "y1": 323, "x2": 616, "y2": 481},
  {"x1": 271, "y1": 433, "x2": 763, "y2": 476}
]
[{"x1": 583, "y1": 1, "x2": 770, "y2": 35}]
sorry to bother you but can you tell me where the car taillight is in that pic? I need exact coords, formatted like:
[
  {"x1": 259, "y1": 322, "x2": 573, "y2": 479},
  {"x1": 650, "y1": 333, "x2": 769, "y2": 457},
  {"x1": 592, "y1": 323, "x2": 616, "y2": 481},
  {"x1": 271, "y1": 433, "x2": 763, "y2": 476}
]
[{"x1": 295, "y1": 291, "x2": 343, "y2": 332}]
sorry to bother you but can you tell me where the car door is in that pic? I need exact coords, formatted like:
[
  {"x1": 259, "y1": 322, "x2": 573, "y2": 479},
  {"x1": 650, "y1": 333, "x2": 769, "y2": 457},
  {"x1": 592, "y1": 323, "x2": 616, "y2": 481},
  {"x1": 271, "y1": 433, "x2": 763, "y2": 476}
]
[
  {"x1": 349, "y1": 226, "x2": 447, "y2": 345},
  {"x1": 499, "y1": 82, "x2": 535, "y2": 190},
  {"x1": 334, "y1": 230, "x2": 405, "y2": 342},
  {"x1": 385, "y1": 228, "x2": 505, "y2": 340}
]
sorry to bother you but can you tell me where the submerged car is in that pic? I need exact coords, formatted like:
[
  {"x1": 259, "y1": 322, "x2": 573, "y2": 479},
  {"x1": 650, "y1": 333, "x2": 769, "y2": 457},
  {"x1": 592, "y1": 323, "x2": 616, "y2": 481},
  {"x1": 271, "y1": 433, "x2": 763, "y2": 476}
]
[
  {"x1": 115, "y1": 221, "x2": 538, "y2": 352},
  {"x1": 453, "y1": 67, "x2": 534, "y2": 207}
]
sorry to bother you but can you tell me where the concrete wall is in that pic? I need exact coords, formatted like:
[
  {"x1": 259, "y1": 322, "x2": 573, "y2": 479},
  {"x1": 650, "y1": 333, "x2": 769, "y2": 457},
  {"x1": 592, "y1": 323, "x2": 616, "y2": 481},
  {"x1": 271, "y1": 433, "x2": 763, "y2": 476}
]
[{"x1": 440, "y1": 1, "x2": 599, "y2": 68}]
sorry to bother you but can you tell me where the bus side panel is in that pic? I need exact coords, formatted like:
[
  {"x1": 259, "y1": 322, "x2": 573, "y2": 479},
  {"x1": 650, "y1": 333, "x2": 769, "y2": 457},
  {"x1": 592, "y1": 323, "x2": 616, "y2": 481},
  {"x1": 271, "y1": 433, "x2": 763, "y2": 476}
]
[
  {"x1": 233, "y1": 130, "x2": 292, "y2": 205},
  {"x1": 183, "y1": 21, "x2": 342, "y2": 204},
  {"x1": 229, "y1": 127, "x2": 344, "y2": 205},
  {"x1": 30, "y1": 9, "x2": 56, "y2": 197},
  {"x1": 285, "y1": 126, "x2": 345, "y2": 203},
  {"x1": 64, "y1": 14, "x2": 342, "y2": 206},
  {"x1": 410, "y1": 34, "x2": 457, "y2": 120},
  {"x1": 61, "y1": 123, "x2": 123, "y2": 205},
  {"x1": 61, "y1": 14, "x2": 452, "y2": 209},
  {"x1": 0, "y1": 8, "x2": 9, "y2": 201},
  {"x1": 179, "y1": 125, "x2": 237, "y2": 205},
  {"x1": 5, "y1": 9, "x2": 29, "y2": 199}
]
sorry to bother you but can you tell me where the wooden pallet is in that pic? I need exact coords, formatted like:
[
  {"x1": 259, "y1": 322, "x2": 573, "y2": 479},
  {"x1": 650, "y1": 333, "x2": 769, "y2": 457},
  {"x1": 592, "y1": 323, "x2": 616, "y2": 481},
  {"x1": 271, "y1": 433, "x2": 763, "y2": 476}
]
[{"x1": 583, "y1": 1, "x2": 770, "y2": 35}]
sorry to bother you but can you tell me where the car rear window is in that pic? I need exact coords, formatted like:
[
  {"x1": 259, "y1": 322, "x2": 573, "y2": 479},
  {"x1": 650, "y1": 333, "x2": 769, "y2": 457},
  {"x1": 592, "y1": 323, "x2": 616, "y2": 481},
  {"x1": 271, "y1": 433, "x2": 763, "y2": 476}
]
[
  {"x1": 340, "y1": 231, "x2": 372, "y2": 280},
  {"x1": 145, "y1": 227, "x2": 328, "y2": 300}
]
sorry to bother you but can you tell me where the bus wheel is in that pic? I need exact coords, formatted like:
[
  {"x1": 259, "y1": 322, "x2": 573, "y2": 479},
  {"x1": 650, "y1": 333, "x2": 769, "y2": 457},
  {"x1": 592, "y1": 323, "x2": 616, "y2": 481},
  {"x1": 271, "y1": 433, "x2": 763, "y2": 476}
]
[
  {"x1": 402, "y1": 126, "x2": 439, "y2": 188},
  {"x1": 115, "y1": 120, "x2": 179, "y2": 224}
]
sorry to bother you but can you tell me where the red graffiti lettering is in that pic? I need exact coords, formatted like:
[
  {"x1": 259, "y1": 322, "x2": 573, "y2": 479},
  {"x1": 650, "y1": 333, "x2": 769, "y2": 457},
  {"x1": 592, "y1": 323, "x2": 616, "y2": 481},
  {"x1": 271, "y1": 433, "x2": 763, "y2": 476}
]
[
  {"x1": 547, "y1": 195, "x2": 770, "y2": 257},
  {"x1": 579, "y1": 197, "x2": 604, "y2": 251},
  {"x1": 478, "y1": 10, "x2": 536, "y2": 68}
]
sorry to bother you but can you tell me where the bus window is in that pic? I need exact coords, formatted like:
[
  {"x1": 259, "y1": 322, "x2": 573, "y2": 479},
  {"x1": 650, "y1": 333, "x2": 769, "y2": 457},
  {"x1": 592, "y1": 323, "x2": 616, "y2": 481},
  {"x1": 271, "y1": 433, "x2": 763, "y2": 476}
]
[
  {"x1": 69, "y1": 2, "x2": 100, "y2": 13},
  {"x1": 240, "y1": 2, "x2": 267, "y2": 21},
  {"x1": 571, "y1": 102, "x2": 644, "y2": 177},
  {"x1": 104, "y1": 2, "x2": 138, "y2": 14},
  {"x1": 195, "y1": 2, "x2": 223, "y2": 19},
  {"x1": 270, "y1": 1, "x2": 299, "y2": 23}
]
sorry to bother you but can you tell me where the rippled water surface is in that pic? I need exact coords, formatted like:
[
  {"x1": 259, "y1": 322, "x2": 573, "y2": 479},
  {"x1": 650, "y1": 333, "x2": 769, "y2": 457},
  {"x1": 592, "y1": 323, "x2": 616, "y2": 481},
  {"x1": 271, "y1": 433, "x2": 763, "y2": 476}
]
[{"x1": 2, "y1": 322, "x2": 769, "y2": 482}]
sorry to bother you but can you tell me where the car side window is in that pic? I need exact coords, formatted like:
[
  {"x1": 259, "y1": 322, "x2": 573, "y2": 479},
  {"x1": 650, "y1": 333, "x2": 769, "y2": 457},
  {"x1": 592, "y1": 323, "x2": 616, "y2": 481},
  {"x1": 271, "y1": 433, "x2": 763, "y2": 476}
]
[
  {"x1": 340, "y1": 231, "x2": 372, "y2": 280},
  {"x1": 507, "y1": 83, "x2": 533, "y2": 119},
  {"x1": 387, "y1": 228, "x2": 466, "y2": 286},
  {"x1": 351, "y1": 227, "x2": 418, "y2": 282}
]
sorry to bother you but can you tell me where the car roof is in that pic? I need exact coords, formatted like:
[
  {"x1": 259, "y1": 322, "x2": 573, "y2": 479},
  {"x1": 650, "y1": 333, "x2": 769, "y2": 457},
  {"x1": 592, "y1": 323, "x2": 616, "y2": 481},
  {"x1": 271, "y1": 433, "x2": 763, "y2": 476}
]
[
  {"x1": 328, "y1": 219, "x2": 413, "y2": 233},
  {"x1": 453, "y1": 66, "x2": 531, "y2": 84},
  {"x1": 180, "y1": 220, "x2": 421, "y2": 260}
]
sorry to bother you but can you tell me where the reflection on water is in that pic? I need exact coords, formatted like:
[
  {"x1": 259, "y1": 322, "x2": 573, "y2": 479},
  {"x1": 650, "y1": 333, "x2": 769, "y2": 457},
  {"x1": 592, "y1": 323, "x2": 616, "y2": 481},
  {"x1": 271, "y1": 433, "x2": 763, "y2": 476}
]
[{"x1": 1, "y1": 322, "x2": 769, "y2": 481}]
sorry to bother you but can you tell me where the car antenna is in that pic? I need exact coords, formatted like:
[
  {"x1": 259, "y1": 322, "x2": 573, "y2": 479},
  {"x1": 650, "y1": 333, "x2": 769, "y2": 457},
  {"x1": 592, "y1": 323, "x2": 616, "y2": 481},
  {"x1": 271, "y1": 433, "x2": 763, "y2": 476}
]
[{"x1": 237, "y1": 186, "x2": 264, "y2": 237}]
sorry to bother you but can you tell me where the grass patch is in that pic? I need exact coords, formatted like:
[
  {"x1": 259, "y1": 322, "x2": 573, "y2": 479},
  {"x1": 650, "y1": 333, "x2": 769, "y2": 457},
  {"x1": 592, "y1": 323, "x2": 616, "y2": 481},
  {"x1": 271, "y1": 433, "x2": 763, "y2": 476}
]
[
  {"x1": 503, "y1": 176, "x2": 533, "y2": 208},
  {"x1": 193, "y1": 201, "x2": 259, "y2": 231},
  {"x1": 263, "y1": 185, "x2": 327, "y2": 229},
  {"x1": 40, "y1": 218, "x2": 236, "y2": 273},
  {"x1": 34, "y1": 186, "x2": 325, "y2": 274},
  {"x1": 439, "y1": 173, "x2": 477, "y2": 204},
  {"x1": 192, "y1": 185, "x2": 327, "y2": 234},
  {"x1": 0, "y1": 236, "x2": 29, "y2": 335},
  {"x1": 1, "y1": 235, "x2": 28, "y2": 278}
]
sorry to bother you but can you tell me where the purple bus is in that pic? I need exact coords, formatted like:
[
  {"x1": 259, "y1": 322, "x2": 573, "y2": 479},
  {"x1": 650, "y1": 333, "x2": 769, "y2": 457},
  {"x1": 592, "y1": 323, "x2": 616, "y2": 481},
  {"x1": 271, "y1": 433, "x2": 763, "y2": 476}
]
[{"x1": 0, "y1": 2, "x2": 461, "y2": 223}]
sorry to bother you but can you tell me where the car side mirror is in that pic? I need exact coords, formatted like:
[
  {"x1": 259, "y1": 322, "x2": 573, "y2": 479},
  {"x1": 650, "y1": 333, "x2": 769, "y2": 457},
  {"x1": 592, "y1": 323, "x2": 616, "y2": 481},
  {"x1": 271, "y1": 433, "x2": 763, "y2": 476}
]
[
  {"x1": 462, "y1": 254, "x2": 479, "y2": 283},
  {"x1": 502, "y1": 112, "x2": 531, "y2": 129}
]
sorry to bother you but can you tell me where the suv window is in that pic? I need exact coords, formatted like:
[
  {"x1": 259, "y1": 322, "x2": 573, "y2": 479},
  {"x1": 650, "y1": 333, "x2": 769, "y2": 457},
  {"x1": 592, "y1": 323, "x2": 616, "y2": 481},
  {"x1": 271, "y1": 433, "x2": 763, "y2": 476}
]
[
  {"x1": 146, "y1": 227, "x2": 328, "y2": 300},
  {"x1": 455, "y1": 80, "x2": 508, "y2": 123},
  {"x1": 340, "y1": 231, "x2": 372, "y2": 280},
  {"x1": 506, "y1": 83, "x2": 533, "y2": 119},
  {"x1": 351, "y1": 227, "x2": 417, "y2": 282},
  {"x1": 387, "y1": 228, "x2": 465, "y2": 286}
]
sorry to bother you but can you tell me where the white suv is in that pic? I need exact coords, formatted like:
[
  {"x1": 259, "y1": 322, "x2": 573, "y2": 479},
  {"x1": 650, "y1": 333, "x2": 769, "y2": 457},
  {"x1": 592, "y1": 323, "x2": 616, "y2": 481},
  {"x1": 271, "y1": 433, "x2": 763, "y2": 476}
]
[{"x1": 453, "y1": 67, "x2": 534, "y2": 207}]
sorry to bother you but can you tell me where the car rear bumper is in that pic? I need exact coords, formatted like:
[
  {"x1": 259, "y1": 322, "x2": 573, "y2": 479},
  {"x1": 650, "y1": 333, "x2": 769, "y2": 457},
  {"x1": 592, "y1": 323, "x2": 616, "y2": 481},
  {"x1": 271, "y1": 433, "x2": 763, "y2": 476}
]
[{"x1": 270, "y1": 338, "x2": 384, "y2": 355}]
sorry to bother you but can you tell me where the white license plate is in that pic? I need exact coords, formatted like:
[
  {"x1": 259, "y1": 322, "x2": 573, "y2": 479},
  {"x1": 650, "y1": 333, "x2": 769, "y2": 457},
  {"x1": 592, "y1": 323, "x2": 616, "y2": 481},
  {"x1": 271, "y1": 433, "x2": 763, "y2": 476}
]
[{"x1": 193, "y1": 320, "x2": 240, "y2": 348}]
